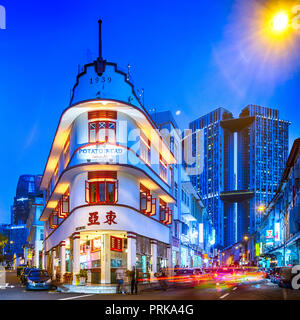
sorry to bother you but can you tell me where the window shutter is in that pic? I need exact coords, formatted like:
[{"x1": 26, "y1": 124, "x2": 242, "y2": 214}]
[
  {"x1": 146, "y1": 194, "x2": 152, "y2": 214},
  {"x1": 50, "y1": 211, "x2": 58, "y2": 229},
  {"x1": 114, "y1": 181, "x2": 118, "y2": 203},
  {"x1": 85, "y1": 181, "x2": 90, "y2": 203},
  {"x1": 159, "y1": 204, "x2": 166, "y2": 222},
  {"x1": 88, "y1": 110, "x2": 117, "y2": 120},
  {"x1": 163, "y1": 207, "x2": 170, "y2": 224},
  {"x1": 149, "y1": 198, "x2": 156, "y2": 216},
  {"x1": 88, "y1": 171, "x2": 117, "y2": 180},
  {"x1": 60, "y1": 195, "x2": 69, "y2": 218},
  {"x1": 140, "y1": 192, "x2": 147, "y2": 212},
  {"x1": 167, "y1": 209, "x2": 172, "y2": 225}
]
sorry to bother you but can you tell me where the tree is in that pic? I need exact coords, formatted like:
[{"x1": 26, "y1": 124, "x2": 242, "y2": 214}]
[{"x1": 0, "y1": 233, "x2": 8, "y2": 263}]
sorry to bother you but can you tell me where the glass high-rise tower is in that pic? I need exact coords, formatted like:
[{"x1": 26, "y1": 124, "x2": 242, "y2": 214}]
[
  {"x1": 188, "y1": 107, "x2": 235, "y2": 248},
  {"x1": 189, "y1": 105, "x2": 289, "y2": 249}
]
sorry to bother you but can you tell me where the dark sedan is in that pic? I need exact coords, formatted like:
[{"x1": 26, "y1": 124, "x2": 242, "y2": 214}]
[{"x1": 25, "y1": 269, "x2": 56, "y2": 291}]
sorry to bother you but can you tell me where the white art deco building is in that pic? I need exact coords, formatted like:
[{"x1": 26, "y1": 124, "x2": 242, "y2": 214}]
[{"x1": 40, "y1": 22, "x2": 176, "y2": 285}]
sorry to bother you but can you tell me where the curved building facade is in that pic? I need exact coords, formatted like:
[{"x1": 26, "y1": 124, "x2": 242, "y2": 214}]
[{"x1": 40, "y1": 31, "x2": 176, "y2": 284}]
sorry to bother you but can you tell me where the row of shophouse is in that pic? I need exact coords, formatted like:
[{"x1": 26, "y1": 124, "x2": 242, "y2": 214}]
[{"x1": 221, "y1": 138, "x2": 300, "y2": 268}]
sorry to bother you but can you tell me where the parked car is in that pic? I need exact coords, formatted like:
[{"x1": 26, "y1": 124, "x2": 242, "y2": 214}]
[
  {"x1": 25, "y1": 269, "x2": 56, "y2": 291},
  {"x1": 20, "y1": 267, "x2": 34, "y2": 285}
]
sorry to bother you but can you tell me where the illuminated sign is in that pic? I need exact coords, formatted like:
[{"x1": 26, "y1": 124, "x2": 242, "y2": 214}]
[
  {"x1": 27, "y1": 250, "x2": 32, "y2": 260},
  {"x1": 275, "y1": 223, "x2": 280, "y2": 241},
  {"x1": 91, "y1": 237, "x2": 101, "y2": 252},
  {"x1": 110, "y1": 236, "x2": 123, "y2": 252},
  {"x1": 78, "y1": 145, "x2": 125, "y2": 160},
  {"x1": 10, "y1": 225, "x2": 25, "y2": 230},
  {"x1": 266, "y1": 230, "x2": 273, "y2": 239},
  {"x1": 255, "y1": 243, "x2": 260, "y2": 256},
  {"x1": 199, "y1": 223, "x2": 204, "y2": 244}
]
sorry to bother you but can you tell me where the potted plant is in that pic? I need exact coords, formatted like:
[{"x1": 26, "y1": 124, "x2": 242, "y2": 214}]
[{"x1": 78, "y1": 269, "x2": 87, "y2": 285}]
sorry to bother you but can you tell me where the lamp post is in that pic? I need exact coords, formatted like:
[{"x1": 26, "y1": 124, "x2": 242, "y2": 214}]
[
  {"x1": 243, "y1": 236, "x2": 249, "y2": 265},
  {"x1": 271, "y1": 11, "x2": 289, "y2": 33}
]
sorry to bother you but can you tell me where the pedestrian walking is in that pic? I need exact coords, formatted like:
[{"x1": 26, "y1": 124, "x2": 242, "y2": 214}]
[
  {"x1": 115, "y1": 266, "x2": 125, "y2": 294},
  {"x1": 129, "y1": 265, "x2": 138, "y2": 294},
  {"x1": 157, "y1": 267, "x2": 168, "y2": 291}
]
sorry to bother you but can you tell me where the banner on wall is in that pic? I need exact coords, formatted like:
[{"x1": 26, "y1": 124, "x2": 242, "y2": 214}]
[{"x1": 78, "y1": 145, "x2": 126, "y2": 160}]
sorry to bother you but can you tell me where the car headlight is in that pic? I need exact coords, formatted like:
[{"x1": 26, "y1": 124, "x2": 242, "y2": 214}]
[{"x1": 27, "y1": 279, "x2": 35, "y2": 285}]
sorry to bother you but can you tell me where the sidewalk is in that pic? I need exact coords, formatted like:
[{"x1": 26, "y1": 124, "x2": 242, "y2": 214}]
[{"x1": 57, "y1": 280, "x2": 171, "y2": 294}]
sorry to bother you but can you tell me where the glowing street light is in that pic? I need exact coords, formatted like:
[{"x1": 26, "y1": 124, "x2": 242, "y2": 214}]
[
  {"x1": 257, "y1": 205, "x2": 266, "y2": 213},
  {"x1": 244, "y1": 236, "x2": 249, "y2": 241},
  {"x1": 271, "y1": 11, "x2": 289, "y2": 32}
]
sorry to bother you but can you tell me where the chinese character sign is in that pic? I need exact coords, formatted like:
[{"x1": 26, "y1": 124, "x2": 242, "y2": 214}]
[
  {"x1": 111, "y1": 236, "x2": 123, "y2": 252},
  {"x1": 104, "y1": 211, "x2": 117, "y2": 225},
  {"x1": 87, "y1": 211, "x2": 118, "y2": 226},
  {"x1": 88, "y1": 212, "x2": 100, "y2": 226}
]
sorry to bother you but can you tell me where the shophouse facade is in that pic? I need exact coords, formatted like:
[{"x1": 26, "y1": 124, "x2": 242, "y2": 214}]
[
  {"x1": 39, "y1": 27, "x2": 177, "y2": 284},
  {"x1": 256, "y1": 138, "x2": 300, "y2": 268}
]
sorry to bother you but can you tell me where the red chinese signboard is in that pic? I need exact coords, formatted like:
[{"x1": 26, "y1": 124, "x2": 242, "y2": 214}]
[
  {"x1": 110, "y1": 236, "x2": 123, "y2": 252},
  {"x1": 104, "y1": 211, "x2": 117, "y2": 225},
  {"x1": 88, "y1": 212, "x2": 100, "y2": 226}
]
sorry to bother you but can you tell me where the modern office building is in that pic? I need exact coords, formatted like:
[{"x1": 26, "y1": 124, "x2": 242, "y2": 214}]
[
  {"x1": 8, "y1": 174, "x2": 43, "y2": 260},
  {"x1": 12, "y1": 175, "x2": 42, "y2": 225},
  {"x1": 189, "y1": 105, "x2": 290, "y2": 249},
  {"x1": 188, "y1": 107, "x2": 235, "y2": 248},
  {"x1": 153, "y1": 111, "x2": 214, "y2": 267},
  {"x1": 24, "y1": 196, "x2": 44, "y2": 268}
]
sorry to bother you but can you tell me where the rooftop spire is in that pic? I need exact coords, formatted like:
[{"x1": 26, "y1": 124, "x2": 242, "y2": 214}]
[
  {"x1": 95, "y1": 19, "x2": 106, "y2": 76},
  {"x1": 98, "y1": 19, "x2": 102, "y2": 59}
]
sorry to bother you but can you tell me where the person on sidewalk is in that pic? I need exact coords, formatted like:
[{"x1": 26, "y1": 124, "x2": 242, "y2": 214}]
[
  {"x1": 157, "y1": 267, "x2": 168, "y2": 291},
  {"x1": 115, "y1": 266, "x2": 125, "y2": 294},
  {"x1": 129, "y1": 265, "x2": 138, "y2": 294}
]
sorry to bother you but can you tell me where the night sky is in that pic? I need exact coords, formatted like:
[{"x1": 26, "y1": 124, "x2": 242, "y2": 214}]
[{"x1": 0, "y1": 0, "x2": 299, "y2": 223}]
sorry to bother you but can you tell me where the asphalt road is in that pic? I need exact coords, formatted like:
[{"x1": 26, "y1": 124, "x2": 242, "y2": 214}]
[{"x1": 1, "y1": 271, "x2": 300, "y2": 300}]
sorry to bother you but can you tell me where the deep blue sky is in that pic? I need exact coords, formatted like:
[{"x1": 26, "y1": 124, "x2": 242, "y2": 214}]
[{"x1": 0, "y1": 0, "x2": 299, "y2": 223}]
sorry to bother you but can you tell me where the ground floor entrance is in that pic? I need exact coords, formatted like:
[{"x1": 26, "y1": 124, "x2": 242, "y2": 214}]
[{"x1": 46, "y1": 230, "x2": 171, "y2": 284}]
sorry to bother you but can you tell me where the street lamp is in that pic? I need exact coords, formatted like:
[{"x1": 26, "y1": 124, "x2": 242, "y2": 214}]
[
  {"x1": 271, "y1": 11, "x2": 289, "y2": 32},
  {"x1": 243, "y1": 236, "x2": 249, "y2": 265}
]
